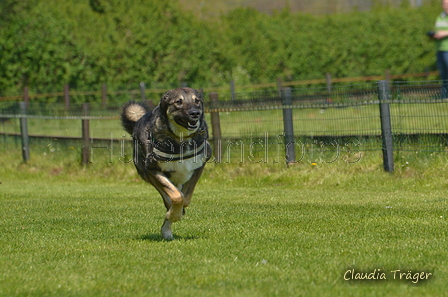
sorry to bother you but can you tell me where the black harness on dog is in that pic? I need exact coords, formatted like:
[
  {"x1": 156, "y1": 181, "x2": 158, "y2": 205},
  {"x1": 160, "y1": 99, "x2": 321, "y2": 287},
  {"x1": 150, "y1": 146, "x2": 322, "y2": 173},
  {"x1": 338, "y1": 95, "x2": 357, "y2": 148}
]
[
  {"x1": 147, "y1": 129, "x2": 207, "y2": 162},
  {"x1": 151, "y1": 140, "x2": 206, "y2": 162}
]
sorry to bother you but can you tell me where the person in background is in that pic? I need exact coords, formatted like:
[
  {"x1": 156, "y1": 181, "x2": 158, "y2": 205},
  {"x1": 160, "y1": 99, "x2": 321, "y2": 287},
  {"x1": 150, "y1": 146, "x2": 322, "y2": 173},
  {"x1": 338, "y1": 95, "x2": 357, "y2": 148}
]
[{"x1": 433, "y1": 0, "x2": 448, "y2": 98}]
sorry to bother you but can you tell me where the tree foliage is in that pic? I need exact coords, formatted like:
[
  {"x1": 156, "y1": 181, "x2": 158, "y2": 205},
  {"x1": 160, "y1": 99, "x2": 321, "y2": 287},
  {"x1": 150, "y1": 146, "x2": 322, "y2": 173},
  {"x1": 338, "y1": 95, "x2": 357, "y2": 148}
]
[{"x1": 0, "y1": 0, "x2": 441, "y2": 98}]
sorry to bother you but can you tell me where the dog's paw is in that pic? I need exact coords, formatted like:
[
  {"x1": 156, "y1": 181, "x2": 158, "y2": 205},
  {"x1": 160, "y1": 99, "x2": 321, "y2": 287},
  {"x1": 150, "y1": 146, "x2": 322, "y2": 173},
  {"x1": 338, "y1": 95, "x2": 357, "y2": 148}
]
[{"x1": 161, "y1": 219, "x2": 174, "y2": 241}]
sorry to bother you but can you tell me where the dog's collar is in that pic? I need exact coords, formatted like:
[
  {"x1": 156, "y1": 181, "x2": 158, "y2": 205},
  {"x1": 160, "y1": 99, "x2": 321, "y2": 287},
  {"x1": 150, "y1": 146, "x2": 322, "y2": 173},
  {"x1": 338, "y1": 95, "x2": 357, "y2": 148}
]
[
  {"x1": 150, "y1": 140, "x2": 206, "y2": 162},
  {"x1": 179, "y1": 127, "x2": 207, "y2": 138}
]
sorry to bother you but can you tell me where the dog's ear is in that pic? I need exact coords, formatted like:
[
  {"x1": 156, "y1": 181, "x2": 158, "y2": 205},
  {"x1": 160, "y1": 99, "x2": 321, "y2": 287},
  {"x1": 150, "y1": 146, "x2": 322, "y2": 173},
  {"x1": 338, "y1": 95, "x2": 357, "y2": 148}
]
[
  {"x1": 159, "y1": 90, "x2": 173, "y2": 114},
  {"x1": 194, "y1": 89, "x2": 203, "y2": 101}
]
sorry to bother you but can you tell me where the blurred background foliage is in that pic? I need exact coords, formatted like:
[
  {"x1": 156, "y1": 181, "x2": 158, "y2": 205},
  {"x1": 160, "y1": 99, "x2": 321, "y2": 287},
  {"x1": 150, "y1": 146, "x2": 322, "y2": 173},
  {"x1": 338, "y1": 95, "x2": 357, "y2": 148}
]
[{"x1": 0, "y1": 0, "x2": 442, "y2": 98}]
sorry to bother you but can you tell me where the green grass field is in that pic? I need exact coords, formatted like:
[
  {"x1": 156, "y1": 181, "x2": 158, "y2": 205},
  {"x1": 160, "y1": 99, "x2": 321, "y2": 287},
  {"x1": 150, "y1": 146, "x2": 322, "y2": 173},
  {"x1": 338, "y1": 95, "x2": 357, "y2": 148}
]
[{"x1": 1, "y1": 139, "x2": 447, "y2": 296}]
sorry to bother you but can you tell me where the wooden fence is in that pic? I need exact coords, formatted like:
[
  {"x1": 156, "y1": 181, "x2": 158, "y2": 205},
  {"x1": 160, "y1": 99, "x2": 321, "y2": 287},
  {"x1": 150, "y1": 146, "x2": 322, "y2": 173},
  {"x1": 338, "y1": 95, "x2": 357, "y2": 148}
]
[
  {"x1": 3, "y1": 80, "x2": 448, "y2": 172},
  {"x1": 0, "y1": 69, "x2": 439, "y2": 104}
]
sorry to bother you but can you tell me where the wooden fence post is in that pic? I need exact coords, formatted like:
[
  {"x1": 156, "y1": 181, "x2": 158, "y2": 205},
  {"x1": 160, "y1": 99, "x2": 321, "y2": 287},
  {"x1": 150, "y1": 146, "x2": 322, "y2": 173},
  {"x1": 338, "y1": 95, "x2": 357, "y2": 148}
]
[
  {"x1": 19, "y1": 101, "x2": 30, "y2": 163},
  {"x1": 209, "y1": 92, "x2": 222, "y2": 163},
  {"x1": 64, "y1": 84, "x2": 70, "y2": 110},
  {"x1": 378, "y1": 80, "x2": 394, "y2": 173},
  {"x1": 326, "y1": 73, "x2": 333, "y2": 103},
  {"x1": 325, "y1": 73, "x2": 332, "y2": 93},
  {"x1": 385, "y1": 69, "x2": 391, "y2": 81},
  {"x1": 282, "y1": 87, "x2": 295, "y2": 164},
  {"x1": 101, "y1": 84, "x2": 107, "y2": 108},
  {"x1": 277, "y1": 77, "x2": 283, "y2": 98},
  {"x1": 140, "y1": 82, "x2": 146, "y2": 101},
  {"x1": 81, "y1": 103, "x2": 90, "y2": 165}
]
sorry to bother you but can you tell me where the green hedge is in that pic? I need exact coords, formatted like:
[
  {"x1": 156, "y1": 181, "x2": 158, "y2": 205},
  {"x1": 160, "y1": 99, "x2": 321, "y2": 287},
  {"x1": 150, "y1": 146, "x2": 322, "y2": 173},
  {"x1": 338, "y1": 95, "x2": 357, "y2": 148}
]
[{"x1": 0, "y1": 0, "x2": 442, "y2": 99}]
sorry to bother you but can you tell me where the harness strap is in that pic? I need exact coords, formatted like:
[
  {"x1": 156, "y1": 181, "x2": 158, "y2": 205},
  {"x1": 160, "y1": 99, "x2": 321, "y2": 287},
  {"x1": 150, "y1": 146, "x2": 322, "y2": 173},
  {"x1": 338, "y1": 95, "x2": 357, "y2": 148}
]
[{"x1": 151, "y1": 141, "x2": 206, "y2": 162}]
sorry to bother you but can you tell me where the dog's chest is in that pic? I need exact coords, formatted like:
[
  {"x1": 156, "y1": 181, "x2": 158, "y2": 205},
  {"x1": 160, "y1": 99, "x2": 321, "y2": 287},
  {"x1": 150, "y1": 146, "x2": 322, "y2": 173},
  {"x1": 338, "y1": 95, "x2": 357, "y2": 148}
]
[{"x1": 158, "y1": 153, "x2": 204, "y2": 187}]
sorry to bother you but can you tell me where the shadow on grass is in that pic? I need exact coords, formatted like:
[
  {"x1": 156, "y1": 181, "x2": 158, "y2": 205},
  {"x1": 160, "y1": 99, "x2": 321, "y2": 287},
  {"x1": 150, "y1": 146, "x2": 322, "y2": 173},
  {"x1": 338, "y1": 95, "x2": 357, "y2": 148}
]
[{"x1": 136, "y1": 233, "x2": 200, "y2": 242}]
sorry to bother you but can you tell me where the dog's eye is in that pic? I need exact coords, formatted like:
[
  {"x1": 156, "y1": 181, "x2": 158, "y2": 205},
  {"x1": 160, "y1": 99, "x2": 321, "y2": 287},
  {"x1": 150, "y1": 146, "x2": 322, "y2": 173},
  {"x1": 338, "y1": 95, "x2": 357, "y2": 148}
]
[
  {"x1": 195, "y1": 99, "x2": 201, "y2": 105},
  {"x1": 175, "y1": 99, "x2": 183, "y2": 105}
]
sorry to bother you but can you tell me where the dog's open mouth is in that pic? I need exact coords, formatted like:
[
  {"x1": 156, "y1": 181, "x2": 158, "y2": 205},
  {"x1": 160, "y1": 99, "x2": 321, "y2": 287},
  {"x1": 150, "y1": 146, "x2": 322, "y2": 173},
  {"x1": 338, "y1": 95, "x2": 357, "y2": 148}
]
[
  {"x1": 187, "y1": 120, "x2": 199, "y2": 130},
  {"x1": 176, "y1": 118, "x2": 199, "y2": 131}
]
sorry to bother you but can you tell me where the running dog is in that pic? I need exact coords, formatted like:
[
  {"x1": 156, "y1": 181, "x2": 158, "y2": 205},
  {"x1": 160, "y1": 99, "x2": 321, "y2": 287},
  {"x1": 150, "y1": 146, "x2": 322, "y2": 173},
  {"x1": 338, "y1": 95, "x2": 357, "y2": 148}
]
[{"x1": 121, "y1": 87, "x2": 211, "y2": 240}]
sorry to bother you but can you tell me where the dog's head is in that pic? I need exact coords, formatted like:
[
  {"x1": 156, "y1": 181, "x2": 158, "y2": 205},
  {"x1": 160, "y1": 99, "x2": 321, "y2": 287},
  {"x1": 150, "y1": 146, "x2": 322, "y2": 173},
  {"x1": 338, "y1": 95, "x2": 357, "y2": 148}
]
[{"x1": 160, "y1": 87, "x2": 204, "y2": 137}]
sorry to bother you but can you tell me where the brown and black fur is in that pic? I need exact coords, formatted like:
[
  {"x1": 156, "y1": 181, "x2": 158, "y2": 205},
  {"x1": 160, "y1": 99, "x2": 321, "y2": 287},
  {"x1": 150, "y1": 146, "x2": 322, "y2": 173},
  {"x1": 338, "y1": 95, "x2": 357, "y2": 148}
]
[{"x1": 121, "y1": 87, "x2": 211, "y2": 240}]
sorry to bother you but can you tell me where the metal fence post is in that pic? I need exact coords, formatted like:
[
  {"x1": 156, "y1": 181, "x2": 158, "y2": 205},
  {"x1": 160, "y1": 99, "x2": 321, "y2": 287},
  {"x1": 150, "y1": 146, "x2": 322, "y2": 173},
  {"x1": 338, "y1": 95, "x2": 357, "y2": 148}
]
[
  {"x1": 19, "y1": 101, "x2": 30, "y2": 163},
  {"x1": 378, "y1": 80, "x2": 394, "y2": 172},
  {"x1": 23, "y1": 87, "x2": 29, "y2": 107},
  {"x1": 282, "y1": 87, "x2": 295, "y2": 164},
  {"x1": 230, "y1": 80, "x2": 235, "y2": 101},
  {"x1": 81, "y1": 103, "x2": 90, "y2": 165},
  {"x1": 209, "y1": 92, "x2": 222, "y2": 163}
]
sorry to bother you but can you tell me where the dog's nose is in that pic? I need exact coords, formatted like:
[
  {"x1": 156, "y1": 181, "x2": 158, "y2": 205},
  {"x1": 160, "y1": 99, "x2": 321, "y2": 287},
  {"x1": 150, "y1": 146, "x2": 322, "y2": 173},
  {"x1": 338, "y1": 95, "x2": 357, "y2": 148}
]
[{"x1": 189, "y1": 110, "x2": 200, "y2": 118}]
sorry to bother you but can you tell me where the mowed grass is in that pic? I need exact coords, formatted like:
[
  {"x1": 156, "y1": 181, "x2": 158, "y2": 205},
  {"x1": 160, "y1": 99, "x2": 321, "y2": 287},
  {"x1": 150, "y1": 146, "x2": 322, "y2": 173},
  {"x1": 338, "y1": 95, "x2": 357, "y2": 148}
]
[{"x1": 1, "y1": 144, "x2": 448, "y2": 296}]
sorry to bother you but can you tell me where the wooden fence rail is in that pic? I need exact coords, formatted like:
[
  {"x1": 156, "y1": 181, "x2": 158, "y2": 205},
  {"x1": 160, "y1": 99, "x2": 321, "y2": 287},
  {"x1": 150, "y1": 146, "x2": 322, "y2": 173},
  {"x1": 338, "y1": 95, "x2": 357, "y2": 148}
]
[
  {"x1": 3, "y1": 79, "x2": 447, "y2": 171},
  {"x1": 0, "y1": 70, "x2": 440, "y2": 103}
]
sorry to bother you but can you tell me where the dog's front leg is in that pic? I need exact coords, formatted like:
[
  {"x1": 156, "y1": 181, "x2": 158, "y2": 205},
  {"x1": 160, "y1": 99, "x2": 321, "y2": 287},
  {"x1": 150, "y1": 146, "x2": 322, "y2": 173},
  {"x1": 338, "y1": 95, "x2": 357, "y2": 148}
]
[
  {"x1": 146, "y1": 172, "x2": 184, "y2": 240},
  {"x1": 160, "y1": 219, "x2": 173, "y2": 241},
  {"x1": 150, "y1": 173, "x2": 184, "y2": 222}
]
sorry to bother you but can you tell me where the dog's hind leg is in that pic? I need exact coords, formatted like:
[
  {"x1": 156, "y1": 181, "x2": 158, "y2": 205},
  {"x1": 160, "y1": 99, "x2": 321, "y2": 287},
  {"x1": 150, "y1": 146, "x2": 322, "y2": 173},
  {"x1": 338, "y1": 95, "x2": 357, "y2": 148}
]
[{"x1": 182, "y1": 143, "x2": 211, "y2": 209}]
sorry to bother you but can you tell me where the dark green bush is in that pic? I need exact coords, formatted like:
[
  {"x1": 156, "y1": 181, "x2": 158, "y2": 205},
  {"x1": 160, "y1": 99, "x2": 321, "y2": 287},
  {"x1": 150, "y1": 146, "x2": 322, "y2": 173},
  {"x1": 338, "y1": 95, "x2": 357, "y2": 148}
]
[{"x1": 0, "y1": 0, "x2": 441, "y2": 98}]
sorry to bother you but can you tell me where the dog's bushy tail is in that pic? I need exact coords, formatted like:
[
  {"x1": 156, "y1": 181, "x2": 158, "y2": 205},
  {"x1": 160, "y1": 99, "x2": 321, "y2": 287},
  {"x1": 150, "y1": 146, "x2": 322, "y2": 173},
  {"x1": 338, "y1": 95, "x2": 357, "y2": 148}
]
[{"x1": 121, "y1": 101, "x2": 150, "y2": 135}]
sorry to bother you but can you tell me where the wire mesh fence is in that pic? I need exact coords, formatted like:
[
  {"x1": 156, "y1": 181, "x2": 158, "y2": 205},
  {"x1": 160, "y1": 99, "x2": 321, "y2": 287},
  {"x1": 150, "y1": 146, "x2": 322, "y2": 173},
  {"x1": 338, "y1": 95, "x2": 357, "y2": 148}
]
[
  {"x1": 1, "y1": 81, "x2": 448, "y2": 168},
  {"x1": 206, "y1": 81, "x2": 448, "y2": 166}
]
